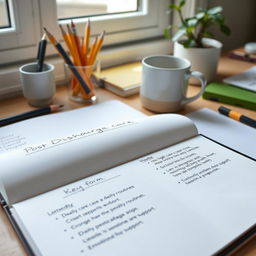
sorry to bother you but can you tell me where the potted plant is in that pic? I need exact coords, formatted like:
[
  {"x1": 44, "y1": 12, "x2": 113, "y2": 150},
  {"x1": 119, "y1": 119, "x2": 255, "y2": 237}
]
[{"x1": 164, "y1": 0, "x2": 231, "y2": 84}]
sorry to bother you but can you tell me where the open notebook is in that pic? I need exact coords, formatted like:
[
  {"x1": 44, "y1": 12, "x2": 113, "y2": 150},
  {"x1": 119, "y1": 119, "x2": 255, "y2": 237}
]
[{"x1": 0, "y1": 101, "x2": 255, "y2": 256}]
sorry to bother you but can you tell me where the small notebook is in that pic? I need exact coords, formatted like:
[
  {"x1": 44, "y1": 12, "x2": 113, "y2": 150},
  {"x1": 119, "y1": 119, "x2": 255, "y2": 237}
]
[
  {"x1": 98, "y1": 62, "x2": 142, "y2": 97},
  {"x1": 202, "y1": 82, "x2": 256, "y2": 110},
  {"x1": 223, "y1": 66, "x2": 256, "y2": 93}
]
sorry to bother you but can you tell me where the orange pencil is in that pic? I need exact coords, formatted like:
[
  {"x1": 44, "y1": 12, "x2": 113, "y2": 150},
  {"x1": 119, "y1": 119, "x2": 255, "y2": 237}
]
[
  {"x1": 67, "y1": 24, "x2": 95, "y2": 96},
  {"x1": 83, "y1": 19, "x2": 91, "y2": 64},
  {"x1": 66, "y1": 24, "x2": 82, "y2": 66},
  {"x1": 88, "y1": 30, "x2": 105, "y2": 65},
  {"x1": 59, "y1": 24, "x2": 82, "y2": 95},
  {"x1": 71, "y1": 20, "x2": 85, "y2": 65},
  {"x1": 59, "y1": 24, "x2": 77, "y2": 65},
  {"x1": 88, "y1": 36, "x2": 98, "y2": 65}
]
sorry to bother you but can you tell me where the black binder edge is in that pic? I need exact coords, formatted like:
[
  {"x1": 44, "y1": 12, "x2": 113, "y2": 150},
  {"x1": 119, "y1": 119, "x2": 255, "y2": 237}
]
[
  {"x1": 0, "y1": 193, "x2": 36, "y2": 256},
  {"x1": 214, "y1": 224, "x2": 256, "y2": 256}
]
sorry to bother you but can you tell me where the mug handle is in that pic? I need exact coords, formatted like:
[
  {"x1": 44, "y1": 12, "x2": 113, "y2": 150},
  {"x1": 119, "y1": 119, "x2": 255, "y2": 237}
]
[{"x1": 181, "y1": 71, "x2": 207, "y2": 105}]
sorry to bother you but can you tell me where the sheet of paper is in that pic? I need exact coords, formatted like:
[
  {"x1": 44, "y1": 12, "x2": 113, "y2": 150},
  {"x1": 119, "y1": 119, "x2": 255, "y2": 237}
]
[
  {"x1": 13, "y1": 135, "x2": 256, "y2": 256},
  {"x1": 0, "y1": 100, "x2": 145, "y2": 154},
  {"x1": 223, "y1": 66, "x2": 256, "y2": 92},
  {"x1": 187, "y1": 108, "x2": 256, "y2": 159}
]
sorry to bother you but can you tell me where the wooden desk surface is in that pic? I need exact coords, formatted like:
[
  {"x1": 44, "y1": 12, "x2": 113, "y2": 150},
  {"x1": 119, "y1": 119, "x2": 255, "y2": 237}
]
[{"x1": 0, "y1": 56, "x2": 255, "y2": 256}]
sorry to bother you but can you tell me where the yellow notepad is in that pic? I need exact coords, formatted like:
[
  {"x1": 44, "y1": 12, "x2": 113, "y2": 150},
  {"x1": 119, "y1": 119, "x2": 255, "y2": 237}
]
[{"x1": 99, "y1": 62, "x2": 142, "y2": 97}]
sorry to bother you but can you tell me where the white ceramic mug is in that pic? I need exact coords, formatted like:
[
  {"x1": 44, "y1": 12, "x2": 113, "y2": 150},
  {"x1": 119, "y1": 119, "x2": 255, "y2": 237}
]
[
  {"x1": 140, "y1": 55, "x2": 206, "y2": 113},
  {"x1": 19, "y1": 63, "x2": 56, "y2": 107}
]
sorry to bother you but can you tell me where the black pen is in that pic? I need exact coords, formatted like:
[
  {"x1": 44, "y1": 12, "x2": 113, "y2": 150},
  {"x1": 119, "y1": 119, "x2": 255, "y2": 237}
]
[
  {"x1": 218, "y1": 106, "x2": 256, "y2": 128},
  {"x1": 37, "y1": 33, "x2": 47, "y2": 72},
  {"x1": 0, "y1": 105, "x2": 64, "y2": 127}
]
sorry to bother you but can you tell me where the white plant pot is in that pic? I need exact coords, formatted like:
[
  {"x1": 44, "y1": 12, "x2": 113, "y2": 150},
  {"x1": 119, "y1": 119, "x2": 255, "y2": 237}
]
[{"x1": 173, "y1": 38, "x2": 222, "y2": 84}]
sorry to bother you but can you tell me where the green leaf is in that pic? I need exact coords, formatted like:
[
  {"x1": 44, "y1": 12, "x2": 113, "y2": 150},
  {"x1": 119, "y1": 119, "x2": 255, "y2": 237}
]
[
  {"x1": 220, "y1": 24, "x2": 231, "y2": 35},
  {"x1": 163, "y1": 28, "x2": 171, "y2": 38},
  {"x1": 182, "y1": 39, "x2": 198, "y2": 48},
  {"x1": 187, "y1": 18, "x2": 198, "y2": 27},
  {"x1": 172, "y1": 28, "x2": 186, "y2": 42},
  {"x1": 179, "y1": 0, "x2": 186, "y2": 8},
  {"x1": 180, "y1": 40, "x2": 190, "y2": 48},
  {"x1": 186, "y1": 26, "x2": 194, "y2": 33},
  {"x1": 203, "y1": 31, "x2": 214, "y2": 38},
  {"x1": 207, "y1": 6, "x2": 222, "y2": 15},
  {"x1": 196, "y1": 12, "x2": 205, "y2": 20},
  {"x1": 168, "y1": 4, "x2": 180, "y2": 11},
  {"x1": 214, "y1": 14, "x2": 224, "y2": 24}
]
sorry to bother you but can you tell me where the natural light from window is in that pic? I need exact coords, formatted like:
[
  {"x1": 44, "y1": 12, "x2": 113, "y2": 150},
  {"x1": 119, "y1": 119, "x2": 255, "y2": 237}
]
[
  {"x1": 0, "y1": 0, "x2": 10, "y2": 28},
  {"x1": 56, "y1": 0, "x2": 138, "y2": 20}
]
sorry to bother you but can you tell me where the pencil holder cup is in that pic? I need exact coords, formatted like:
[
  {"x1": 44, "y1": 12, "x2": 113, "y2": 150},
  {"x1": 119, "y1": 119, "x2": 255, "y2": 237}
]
[
  {"x1": 64, "y1": 60, "x2": 100, "y2": 104},
  {"x1": 19, "y1": 63, "x2": 56, "y2": 107}
]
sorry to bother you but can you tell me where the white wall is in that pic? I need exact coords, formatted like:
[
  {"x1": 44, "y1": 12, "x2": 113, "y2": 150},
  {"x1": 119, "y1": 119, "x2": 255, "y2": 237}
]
[{"x1": 207, "y1": 0, "x2": 256, "y2": 50}]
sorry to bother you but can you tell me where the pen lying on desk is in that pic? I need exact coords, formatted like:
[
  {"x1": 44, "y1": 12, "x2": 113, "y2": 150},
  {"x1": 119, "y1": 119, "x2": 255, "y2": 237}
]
[
  {"x1": 0, "y1": 104, "x2": 64, "y2": 127},
  {"x1": 218, "y1": 106, "x2": 256, "y2": 128}
]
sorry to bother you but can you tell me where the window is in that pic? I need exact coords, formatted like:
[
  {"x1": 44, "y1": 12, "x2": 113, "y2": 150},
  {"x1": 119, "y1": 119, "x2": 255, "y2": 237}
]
[
  {"x1": 0, "y1": 0, "x2": 171, "y2": 65},
  {"x1": 56, "y1": 0, "x2": 138, "y2": 20},
  {"x1": 0, "y1": 0, "x2": 203, "y2": 97},
  {"x1": 0, "y1": 0, "x2": 11, "y2": 28},
  {"x1": 0, "y1": 0, "x2": 41, "y2": 64},
  {"x1": 41, "y1": 0, "x2": 171, "y2": 48}
]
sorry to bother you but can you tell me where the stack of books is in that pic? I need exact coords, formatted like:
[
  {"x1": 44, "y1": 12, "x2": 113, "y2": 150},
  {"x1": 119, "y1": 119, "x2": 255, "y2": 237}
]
[{"x1": 229, "y1": 47, "x2": 256, "y2": 63}]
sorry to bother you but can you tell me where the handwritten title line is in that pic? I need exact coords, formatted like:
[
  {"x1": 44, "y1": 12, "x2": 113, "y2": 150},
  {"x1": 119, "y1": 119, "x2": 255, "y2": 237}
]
[{"x1": 25, "y1": 122, "x2": 135, "y2": 156}]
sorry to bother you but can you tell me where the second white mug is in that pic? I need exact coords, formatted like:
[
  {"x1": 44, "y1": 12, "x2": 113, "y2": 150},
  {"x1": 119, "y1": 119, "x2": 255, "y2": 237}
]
[
  {"x1": 140, "y1": 55, "x2": 206, "y2": 113},
  {"x1": 19, "y1": 63, "x2": 56, "y2": 107}
]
